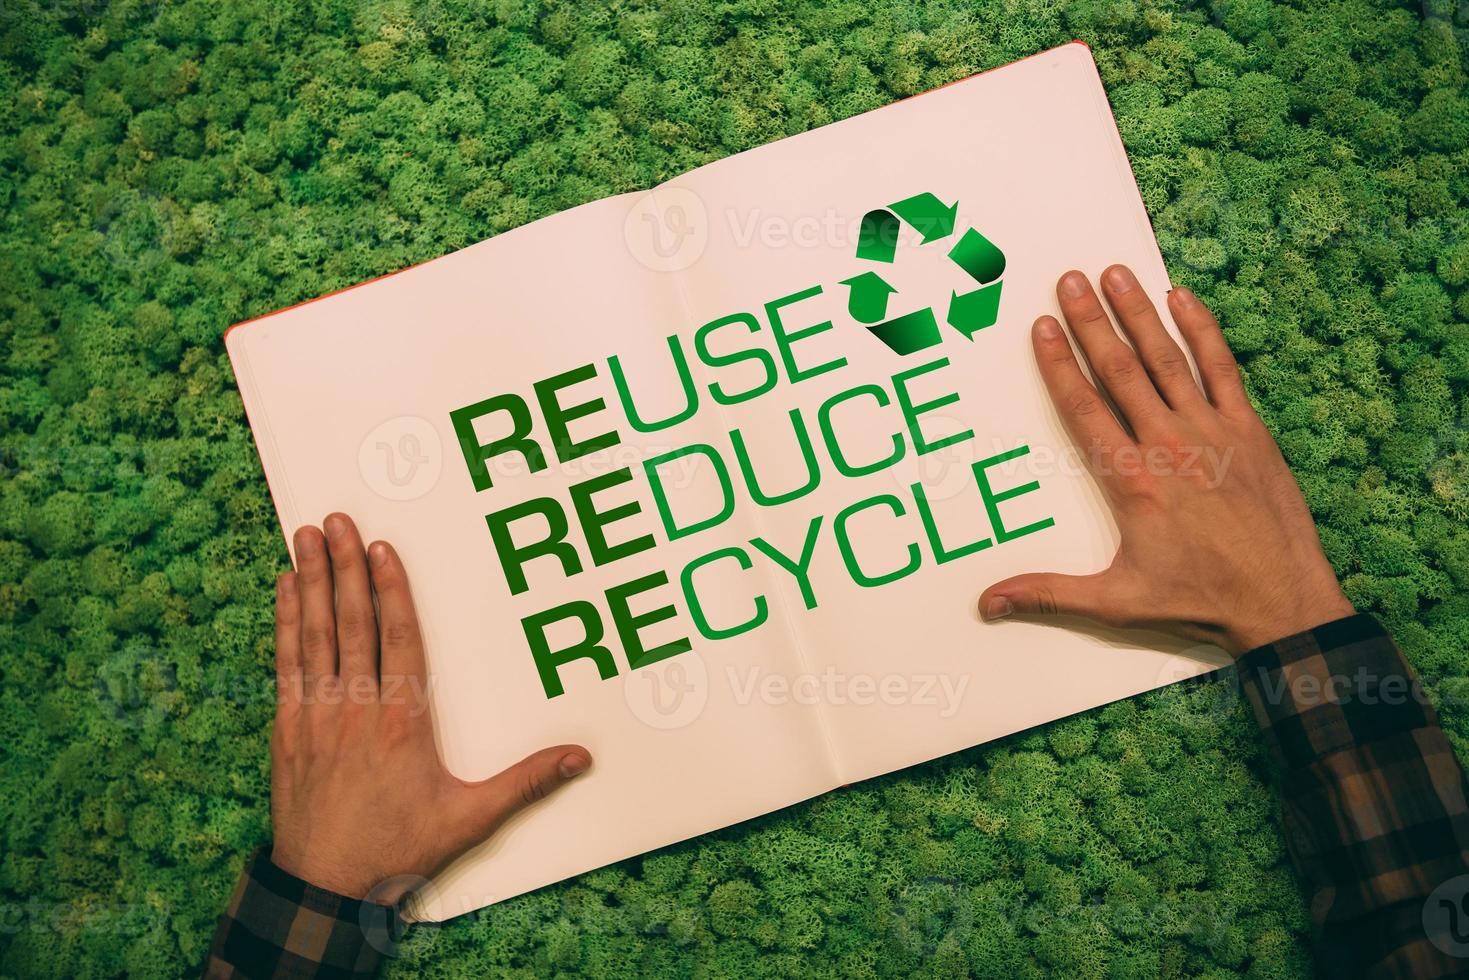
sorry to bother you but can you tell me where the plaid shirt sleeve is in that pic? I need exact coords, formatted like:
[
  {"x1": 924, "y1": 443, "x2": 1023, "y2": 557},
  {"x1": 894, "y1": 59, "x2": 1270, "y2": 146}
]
[
  {"x1": 1238, "y1": 612, "x2": 1469, "y2": 979},
  {"x1": 202, "y1": 848, "x2": 395, "y2": 979}
]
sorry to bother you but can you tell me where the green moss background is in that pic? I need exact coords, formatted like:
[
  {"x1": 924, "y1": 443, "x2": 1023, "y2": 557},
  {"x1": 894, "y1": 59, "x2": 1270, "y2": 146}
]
[{"x1": 2, "y1": 0, "x2": 1468, "y2": 975}]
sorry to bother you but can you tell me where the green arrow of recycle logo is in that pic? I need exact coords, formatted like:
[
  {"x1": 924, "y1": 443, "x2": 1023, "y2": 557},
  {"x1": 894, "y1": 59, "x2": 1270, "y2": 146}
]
[{"x1": 839, "y1": 193, "x2": 1006, "y2": 355}]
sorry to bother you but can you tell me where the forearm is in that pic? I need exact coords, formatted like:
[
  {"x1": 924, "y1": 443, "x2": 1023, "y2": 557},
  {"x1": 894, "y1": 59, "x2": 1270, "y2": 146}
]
[
  {"x1": 1238, "y1": 613, "x2": 1469, "y2": 977},
  {"x1": 203, "y1": 848, "x2": 393, "y2": 979}
]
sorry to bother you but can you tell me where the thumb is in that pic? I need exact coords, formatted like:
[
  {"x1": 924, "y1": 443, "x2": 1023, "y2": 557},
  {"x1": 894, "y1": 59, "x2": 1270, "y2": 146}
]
[
  {"x1": 980, "y1": 571, "x2": 1114, "y2": 623},
  {"x1": 454, "y1": 744, "x2": 592, "y2": 842}
]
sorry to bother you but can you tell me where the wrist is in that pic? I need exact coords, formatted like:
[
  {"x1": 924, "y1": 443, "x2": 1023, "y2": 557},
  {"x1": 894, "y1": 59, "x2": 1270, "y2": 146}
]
[
  {"x1": 270, "y1": 845, "x2": 374, "y2": 901},
  {"x1": 1223, "y1": 587, "x2": 1355, "y2": 654}
]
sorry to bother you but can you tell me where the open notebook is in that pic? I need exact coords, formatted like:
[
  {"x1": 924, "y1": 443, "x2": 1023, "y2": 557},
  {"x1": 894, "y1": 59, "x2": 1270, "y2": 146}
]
[{"x1": 225, "y1": 41, "x2": 1229, "y2": 921}]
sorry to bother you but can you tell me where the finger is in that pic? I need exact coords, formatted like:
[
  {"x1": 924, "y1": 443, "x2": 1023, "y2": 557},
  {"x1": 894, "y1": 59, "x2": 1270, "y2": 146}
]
[
  {"x1": 453, "y1": 745, "x2": 591, "y2": 843},
  {"x1": 294, "y1": 525, "x2": 338, "y2": 681},
  {"x1": 368, "y1": 540, "x2": 428, "y2": 713},
  {"x1": 1032, "y1": 316, "x2": 1131, "y2": 465},
  {"x1": 1056, "y1": 270, "x2": 1168, "y2": 432},
  {"x1": 274, "y1": 572, "x2": 303, "y2": 715},
  {"x1": 324, "y1": 513, "x2": 378, "y2": 701},
  {"x1": 269, "y1": 719, "x2": 298, "y2": 798},
  {"x1": 1099, "y1": 265, "x2": 1206, "y2": 412},
  {"x1": 1168, "y1": 287, "x2": 1252, "y2": 417},
  {"x1": 979, "y1": 570, "x2": 1115, "y2": 623}
]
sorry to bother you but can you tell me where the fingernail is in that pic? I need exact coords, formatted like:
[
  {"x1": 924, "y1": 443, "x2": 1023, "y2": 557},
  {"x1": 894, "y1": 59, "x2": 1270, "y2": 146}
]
[
  {"x1": 324, "y1": 514, "x2": 348, "y2": 539},
  {"x1": 369, "y1": 542, "x2": 390, "y2": 567},
  {"x1": 1172, "y1": 286, "x2": 1197, "y2": 306},
  {"x1": 1104, "y1": 266, "x2": 1135, "y2": 293},
  {"x1": 1035, "y1": 317, "x2": 1061, "y2": 341},
  {"x1": 983, "y1": 596, "x2": 1013, "y2": 621},
  {"x1": 1059, "y1": 271, "x2": 1087, "y2": 298},
  {"x1": 559, "y1": 753, "x2": 589, "y2": 778},
  {"x1": 295, "y1": 530, "x2": 319, "y2": 557}
]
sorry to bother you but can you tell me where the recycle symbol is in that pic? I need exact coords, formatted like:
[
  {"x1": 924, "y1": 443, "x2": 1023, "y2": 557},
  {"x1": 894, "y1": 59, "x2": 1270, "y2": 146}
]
[{"x1": 840, "y1": 193, "x2": 1006, "y2": 355}]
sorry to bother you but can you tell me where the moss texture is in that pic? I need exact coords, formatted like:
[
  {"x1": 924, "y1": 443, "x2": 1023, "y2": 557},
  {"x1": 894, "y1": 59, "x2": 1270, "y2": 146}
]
[{"x1": 2, "y1": 0, "x2": 1467, "y2": 976}]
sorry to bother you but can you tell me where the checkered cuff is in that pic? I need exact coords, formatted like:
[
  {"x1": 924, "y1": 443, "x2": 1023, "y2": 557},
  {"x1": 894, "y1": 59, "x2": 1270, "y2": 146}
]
[
  {"x1": 1236, "y1": 613, "x2": 1469, "y2": 976},
  {"x1": 1236, "y1": 612, "x2": 1438, "y2": 771},
  {"x1": 203, "y1": 849, "x2": 395, "y2": 979}
]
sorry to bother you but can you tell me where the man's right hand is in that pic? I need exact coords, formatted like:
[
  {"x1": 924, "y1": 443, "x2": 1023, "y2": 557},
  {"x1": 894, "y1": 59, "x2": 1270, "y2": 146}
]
[{"x1": 980, "y1": 265, "x2": 1353, "y2": 655}]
